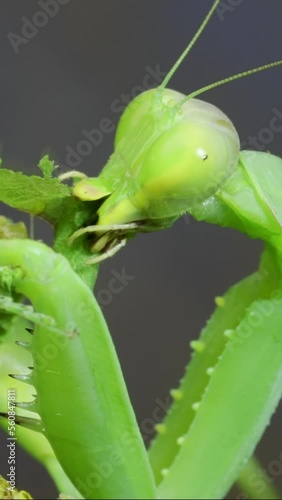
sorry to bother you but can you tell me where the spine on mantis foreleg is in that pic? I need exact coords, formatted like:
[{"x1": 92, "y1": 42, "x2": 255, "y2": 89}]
[
  {"x1": 0, "y1": 239, "x2": 156, "y2": 500},
  {"x1": 0, "y1": 315, "x2": 81, "y2": 498},
  {"x1": 148, "y1": 245, "x2": 280, "y2": 484}
]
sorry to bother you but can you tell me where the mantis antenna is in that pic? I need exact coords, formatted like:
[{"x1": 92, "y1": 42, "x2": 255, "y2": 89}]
[
  {"x1": 177, "y1": 59, "x2": 282, "y2": 108},
  {"x1": 160, "y1": 0, "x2": 221, "y2": 89},
  {"x1": 159, "y1": 0, "x2": 282, "y2": 106}
]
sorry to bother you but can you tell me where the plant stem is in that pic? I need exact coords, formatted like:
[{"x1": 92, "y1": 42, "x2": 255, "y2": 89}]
[{"x1": 237, "y1": 456, "x2": 281, "y2": 500}]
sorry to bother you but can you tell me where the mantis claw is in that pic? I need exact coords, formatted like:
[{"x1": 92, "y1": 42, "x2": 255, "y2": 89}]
[
  {"x1": 68, "y1": 223, "x2": 139, "y2": 246},
  {"x1": 86, "y1": 238, "x2": 127, "y2": 265}
]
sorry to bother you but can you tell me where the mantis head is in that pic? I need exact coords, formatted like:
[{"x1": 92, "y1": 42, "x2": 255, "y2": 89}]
[{"x1": 93, "y1": 87, "x2": 240, "y2": 226}]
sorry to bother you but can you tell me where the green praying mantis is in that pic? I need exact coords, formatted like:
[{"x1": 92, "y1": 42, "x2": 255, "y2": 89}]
[{"x1": 1, "y1": 0, "x2": 282, "y2": 498}]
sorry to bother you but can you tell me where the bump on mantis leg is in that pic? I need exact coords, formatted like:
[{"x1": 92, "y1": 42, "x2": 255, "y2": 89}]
[{"x1": 149, "y1": 259, "x2": 279, "y2": 484}]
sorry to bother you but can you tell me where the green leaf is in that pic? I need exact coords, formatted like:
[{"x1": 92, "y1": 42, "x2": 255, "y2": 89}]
[
  {"x1": 0, "y1": 215, "x2": 28, "y2": 240},
  {"x1": 38, "y1": 154, "x2": 59, "y2": 179},
  {"x1": 0, "y1": 476, "x2": 33, "y2": 499},
  {"x1": 0, "y1": 169, "x2": 71, "y2": 225},
  {"x1": 0, "y1": 165, "x2": 100, "y2": 288}
]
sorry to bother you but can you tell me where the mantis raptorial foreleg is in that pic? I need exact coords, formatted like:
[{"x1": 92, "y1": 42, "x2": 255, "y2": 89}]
[{"x1": 149, "y1": 246, "x2": 281, "y2": 494}]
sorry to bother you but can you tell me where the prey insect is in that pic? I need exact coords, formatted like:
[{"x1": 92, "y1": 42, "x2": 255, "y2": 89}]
[{"x1": 59, "y1": 0, "x2": 282, "y2": 265}]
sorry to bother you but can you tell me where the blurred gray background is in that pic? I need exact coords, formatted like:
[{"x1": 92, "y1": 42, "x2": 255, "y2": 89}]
[{"x1": 0, "y1": 1, "x2": 282, "y2": 498}]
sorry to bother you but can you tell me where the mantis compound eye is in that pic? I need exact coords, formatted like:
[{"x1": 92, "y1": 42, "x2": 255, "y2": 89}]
[{"x1": 133, "y1": 104, "x2": 240, "y2": 218}]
